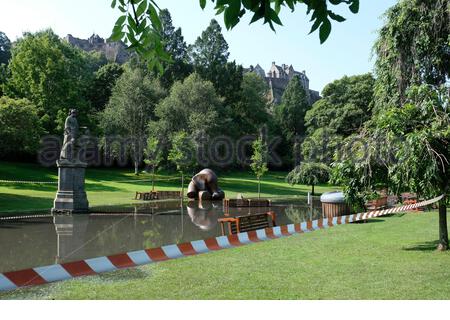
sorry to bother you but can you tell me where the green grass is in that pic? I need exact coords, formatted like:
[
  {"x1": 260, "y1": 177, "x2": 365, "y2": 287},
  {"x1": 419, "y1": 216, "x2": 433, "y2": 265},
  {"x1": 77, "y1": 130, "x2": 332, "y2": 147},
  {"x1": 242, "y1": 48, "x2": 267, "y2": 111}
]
[
  {"x1": 0, "y1": 161, "x2": 336, "y2": 213},
  {"x1": 1, "y1": 210, "x2": 449, "y2": 299}
]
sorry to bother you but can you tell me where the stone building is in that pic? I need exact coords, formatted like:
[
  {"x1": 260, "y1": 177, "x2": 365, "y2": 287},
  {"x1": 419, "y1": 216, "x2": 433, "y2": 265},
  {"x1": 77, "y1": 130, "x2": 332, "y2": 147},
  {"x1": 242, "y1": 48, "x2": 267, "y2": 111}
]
[
  {"x1": 246, "y1": 62, "x2": 320, "y2": 105},
  {"x1": 64, "y1": 34, "x2": 131, "y2": 64}
]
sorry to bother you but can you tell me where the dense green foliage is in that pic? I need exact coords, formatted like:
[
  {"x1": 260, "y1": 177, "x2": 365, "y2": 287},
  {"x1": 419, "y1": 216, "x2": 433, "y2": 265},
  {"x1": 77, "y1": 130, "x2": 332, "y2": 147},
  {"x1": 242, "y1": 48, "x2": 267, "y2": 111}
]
[
  {"x1": 233, "y1": 73, "x2": 270, "y2": 135},
  {"x1": 89, "y1": 63, "x2": 124, "y2": 112},
  {"x1": 373, "y1": 0, "x2": 449, "y2": 110},
  {"x1": 305, "y1": 74, "x2": 374, "y2": 135},
  {"x1": 0, "y1": 97, "x2": 43, "y2": 157},
  {"x1": 152, "y1": 73, "x2": 221, "y2": 143},
  {"x1": 275, "y1": 75, "x2": 309, "y2": 143},
  {"x1": 109, "y1": 0, "x2": 360, "y2": 70},
  {"x1": 5, "y1": 30, "x2": 97, "y2": 133},
  {"x1": 302, "y1": 73, "x2": 374, "y2": 164}
]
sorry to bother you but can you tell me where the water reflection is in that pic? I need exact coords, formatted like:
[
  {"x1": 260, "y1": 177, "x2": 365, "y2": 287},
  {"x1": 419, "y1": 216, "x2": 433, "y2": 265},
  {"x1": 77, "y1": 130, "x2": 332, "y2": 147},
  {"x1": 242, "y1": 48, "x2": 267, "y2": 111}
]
[
  {"x1": 0, "y1": 199, "x2": 321, "y2": 273},
  {"x1": 186, "y1": 201, "x2": 219, "y2": 231}
]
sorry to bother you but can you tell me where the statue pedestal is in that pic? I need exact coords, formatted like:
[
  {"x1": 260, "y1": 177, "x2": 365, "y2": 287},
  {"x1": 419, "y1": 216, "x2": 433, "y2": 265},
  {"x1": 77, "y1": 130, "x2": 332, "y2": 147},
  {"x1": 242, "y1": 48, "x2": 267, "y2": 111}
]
[{"x1": 52, "y1": 160, "x2": 89, "y2": 214}]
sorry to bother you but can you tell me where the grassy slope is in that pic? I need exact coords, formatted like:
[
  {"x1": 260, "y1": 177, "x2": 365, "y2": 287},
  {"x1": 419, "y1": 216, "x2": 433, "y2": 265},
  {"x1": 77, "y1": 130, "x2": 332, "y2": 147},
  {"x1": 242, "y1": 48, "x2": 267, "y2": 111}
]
[
  {"x1": 0, "y1": 161, "x2": 335, "y2": 212},
  {"x1": 2, "y1": 211, "x2": 449, "y2": 300}
]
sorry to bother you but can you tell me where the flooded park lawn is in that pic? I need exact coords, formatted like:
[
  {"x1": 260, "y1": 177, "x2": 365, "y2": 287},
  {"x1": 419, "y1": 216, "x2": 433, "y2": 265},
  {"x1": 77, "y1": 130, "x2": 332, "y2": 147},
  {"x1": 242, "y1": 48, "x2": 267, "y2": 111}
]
[{"x1": 0, "y1": 198, "x2": 321, "y2": 273}]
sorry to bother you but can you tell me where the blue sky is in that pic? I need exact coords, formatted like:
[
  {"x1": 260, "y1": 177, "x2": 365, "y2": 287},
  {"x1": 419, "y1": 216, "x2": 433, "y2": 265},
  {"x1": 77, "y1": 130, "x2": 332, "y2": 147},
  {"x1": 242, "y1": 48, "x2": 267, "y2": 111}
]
[{"x1": 0, "y1": 0, "x2": 397, "y2": 92}]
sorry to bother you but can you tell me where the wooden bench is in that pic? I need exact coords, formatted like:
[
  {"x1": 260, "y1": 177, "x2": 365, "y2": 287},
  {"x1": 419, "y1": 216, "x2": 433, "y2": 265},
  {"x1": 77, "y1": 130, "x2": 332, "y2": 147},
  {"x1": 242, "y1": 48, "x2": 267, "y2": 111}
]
[
  {"x1": 365, "y1": 196, "x2": 388, "y2": 211},
  {"x1": 135, "y1": 191, "x2": 151, "y2": 200},
  {"x1": 401, "y1": 193, "x2": 422, "y2": 211},
  {"x1": 218, "y1": 212, "x2": 276, "y2": 235},
  {"x1": 135, "y1": 191, "x2": 181, "y2": 201}
]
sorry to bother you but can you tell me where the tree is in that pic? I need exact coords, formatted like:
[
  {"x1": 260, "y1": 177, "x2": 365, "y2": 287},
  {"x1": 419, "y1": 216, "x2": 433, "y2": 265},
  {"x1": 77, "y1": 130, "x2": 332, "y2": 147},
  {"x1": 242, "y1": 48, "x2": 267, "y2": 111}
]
[
  {"x1": 101, "y1": 66, "x2": 165, "y2": 174},
  {"x1": 154, "y1": 73, "x2": 221, "y2": 141},
  {"x1": 332, "y1": 85, "x2": 449, "y2": 250},
  {"x1": 301, "y1": 127, "x2": 343, "y2": 164},
  {"x1": 189, "y1": 20, "x2": 243, "y2": 132},
  {"x1": 0, "y1": 96, "x2": 43, "y2": 158},
  {"x1": 157, "y1": 9, "x2": 192, "y2": 88},
  {"x1": 380, "y1": 85, "x2": 449, "y2": 250},
  {"x1": 5, "y1": 29, "x2": 94, "y2": 133},
  {"x1": 287, "y1": 162, "x2": 330, "y2": 195},
  {"x1": 250, "y1": 137, "x2": 268, "y2": 198},
  {"x1": 89, "y1": 63, "x2": 124, "y2": 111},
  {"x1": 275, "y1": 75, "x2": 310, "y2": 143},
  {"x1": 232, "y1": 72, "x2": 270, "y2": 135},
  {"x1": 0, "y1": 31, "x2": 11, "y2": 65},
  {"x1": 302, "y1": 74, "x2": 374, "y2": 165},
  {"x1": 373, "y1": 0, "x2": 449, "y2": 110},
  {"x1": 109, "y1": 1, "x2": 360, "y2": 70},
  {"x1": 144, "y1": 136, "x2": 164, "y2": 191},
  {"x1": 366, "y1": 0, "x2": 449, "y2": 250},
  {"x1": 305, "y1": 74, "x2": 374, "y2": 135},
  {"x1": 189, "y1": 19, "x2": 229, "y2": 70},
  {"x1": 168, "y1": 130, "x2": 196, "y2": 196}
]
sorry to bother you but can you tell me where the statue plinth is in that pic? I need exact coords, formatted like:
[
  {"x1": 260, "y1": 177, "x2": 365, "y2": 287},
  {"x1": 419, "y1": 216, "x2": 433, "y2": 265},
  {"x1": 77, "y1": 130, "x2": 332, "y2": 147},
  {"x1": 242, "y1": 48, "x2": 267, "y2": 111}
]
[{"x1": 52, "y1": 160, "x2": 89, "y2": 214}]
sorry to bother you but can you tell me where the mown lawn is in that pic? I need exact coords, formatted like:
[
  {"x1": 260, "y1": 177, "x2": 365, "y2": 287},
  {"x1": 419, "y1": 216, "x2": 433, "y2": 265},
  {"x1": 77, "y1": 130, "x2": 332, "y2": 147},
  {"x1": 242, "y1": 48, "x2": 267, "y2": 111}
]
[
  {"x1": 1, "y1": 210, "x2": 449, "y2": 299},
  {"x1": 0, "y1": 161, "x2": 335, "y2": 213}
]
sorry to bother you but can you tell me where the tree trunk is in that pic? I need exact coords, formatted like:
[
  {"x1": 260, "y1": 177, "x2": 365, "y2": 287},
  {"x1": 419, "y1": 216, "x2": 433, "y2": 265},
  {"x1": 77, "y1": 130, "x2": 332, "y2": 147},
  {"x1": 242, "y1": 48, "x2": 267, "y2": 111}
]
[
  {"x1": 311, "y1": 184, "x2": 315, "y2": 196},
  {"x1": 258, "y1": 177, "x2": 261, "y2": 199},
  {"x1": 437, "y1": 196, "x2": 448, "y2": 251},
  {"x1": 181, "y1": 173, "x2": 184, "y2": 199},
  {"x1": 134, "y1": 143, "x2": 139, "y2": 175},
  {"x1": 152, "y1": 166, "x2": 155, "y2": 192},
  {"x1": 134, "y1": 161, "x2": 139, "y2": 175}
]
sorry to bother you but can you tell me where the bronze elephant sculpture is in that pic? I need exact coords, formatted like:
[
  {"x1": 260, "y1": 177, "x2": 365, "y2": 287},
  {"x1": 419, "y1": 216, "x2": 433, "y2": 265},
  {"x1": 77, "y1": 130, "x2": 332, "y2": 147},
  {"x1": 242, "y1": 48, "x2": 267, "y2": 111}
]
[{"x1": 187, "y1": 168, "x2": 225, "y2": 200}]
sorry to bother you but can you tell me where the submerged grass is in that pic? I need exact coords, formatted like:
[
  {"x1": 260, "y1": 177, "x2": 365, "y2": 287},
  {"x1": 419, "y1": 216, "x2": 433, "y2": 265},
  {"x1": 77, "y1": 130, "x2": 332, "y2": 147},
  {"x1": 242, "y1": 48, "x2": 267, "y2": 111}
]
[{"x1": 1, "y1": 211, "x2": 449, "y2": 299}]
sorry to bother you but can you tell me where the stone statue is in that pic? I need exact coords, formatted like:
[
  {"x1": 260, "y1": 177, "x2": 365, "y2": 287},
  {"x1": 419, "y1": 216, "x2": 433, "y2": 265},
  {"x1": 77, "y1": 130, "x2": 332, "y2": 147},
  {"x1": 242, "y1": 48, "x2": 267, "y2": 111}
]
[
  {"x1": 187, "y1": 168, "x2": 225, "y2": 201},
  {"x1": 60, "y1": 109, "x2": 80, "y2": 162},
  {"x1": 52, "y1": 109, "x2": 89, "y2": 214}
]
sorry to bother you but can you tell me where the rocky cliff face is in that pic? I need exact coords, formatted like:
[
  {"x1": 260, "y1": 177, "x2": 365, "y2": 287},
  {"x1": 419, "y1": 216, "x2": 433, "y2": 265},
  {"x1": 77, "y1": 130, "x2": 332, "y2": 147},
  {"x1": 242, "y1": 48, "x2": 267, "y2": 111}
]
[{"x1": 64, "y1": 34, "x2": 131, "y2": 64}]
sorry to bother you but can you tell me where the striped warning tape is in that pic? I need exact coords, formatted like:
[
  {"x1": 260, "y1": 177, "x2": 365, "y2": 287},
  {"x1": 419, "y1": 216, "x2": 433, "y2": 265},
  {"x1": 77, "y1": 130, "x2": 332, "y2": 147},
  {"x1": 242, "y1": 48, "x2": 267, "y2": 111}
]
[
  {"x1": 0, "y1": 194, "x2": 444, "y2": 292},
  {"x1": 0, "y1": 214, "x2": 52, "y2": 221}
]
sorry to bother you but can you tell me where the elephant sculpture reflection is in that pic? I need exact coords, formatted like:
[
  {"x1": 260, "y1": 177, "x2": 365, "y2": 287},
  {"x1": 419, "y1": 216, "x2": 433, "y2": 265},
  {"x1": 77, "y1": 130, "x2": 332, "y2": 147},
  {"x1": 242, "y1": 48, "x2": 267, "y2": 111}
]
[{"x1": 187, "y1": 169, "x2": 225, "y2": 201}]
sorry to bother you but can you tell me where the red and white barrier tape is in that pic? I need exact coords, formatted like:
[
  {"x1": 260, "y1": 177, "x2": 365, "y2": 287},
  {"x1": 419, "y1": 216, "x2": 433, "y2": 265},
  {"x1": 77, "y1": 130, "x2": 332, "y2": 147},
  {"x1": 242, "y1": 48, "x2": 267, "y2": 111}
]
[{"x1": 0, "y1": 195, "x2": 444, "y2": 292}]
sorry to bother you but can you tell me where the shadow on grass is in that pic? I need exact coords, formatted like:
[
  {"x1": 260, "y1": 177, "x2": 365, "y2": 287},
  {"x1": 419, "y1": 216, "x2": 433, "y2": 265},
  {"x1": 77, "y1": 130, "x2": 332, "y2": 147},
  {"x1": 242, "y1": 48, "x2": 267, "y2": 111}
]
[
  {"x1": 353, "y1": 219, "x2": 385, "y2": 224},
  {"x1": 402, "y1": 240, "x2": 440, "y2": 252},
  {"x1": 0, "y1": 193, "x2": 53, "y2": 213},
  {"x1": 97, "y1": 267, "x2": 151, "y2": 282}
]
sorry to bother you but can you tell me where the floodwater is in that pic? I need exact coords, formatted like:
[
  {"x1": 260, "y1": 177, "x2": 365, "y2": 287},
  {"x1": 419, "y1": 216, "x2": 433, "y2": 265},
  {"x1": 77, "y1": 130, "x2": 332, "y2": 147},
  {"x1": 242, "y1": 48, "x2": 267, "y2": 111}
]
[{"x1": 0, "y1": 199, "x2": 321, "y2": 273}]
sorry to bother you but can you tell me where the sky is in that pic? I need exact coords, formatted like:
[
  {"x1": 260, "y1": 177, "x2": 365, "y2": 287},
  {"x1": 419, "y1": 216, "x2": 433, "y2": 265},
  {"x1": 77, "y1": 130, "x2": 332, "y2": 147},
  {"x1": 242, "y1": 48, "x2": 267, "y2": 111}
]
[{"x1": 0, "y1": 0, "x2": 397, "y2": 92}]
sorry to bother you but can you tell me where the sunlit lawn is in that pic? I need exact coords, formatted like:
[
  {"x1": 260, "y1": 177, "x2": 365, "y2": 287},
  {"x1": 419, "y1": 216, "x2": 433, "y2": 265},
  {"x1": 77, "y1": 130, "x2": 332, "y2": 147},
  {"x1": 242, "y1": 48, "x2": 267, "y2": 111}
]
[{"x1": 0, "y1": 161, "x2": 336, "y2": 213}]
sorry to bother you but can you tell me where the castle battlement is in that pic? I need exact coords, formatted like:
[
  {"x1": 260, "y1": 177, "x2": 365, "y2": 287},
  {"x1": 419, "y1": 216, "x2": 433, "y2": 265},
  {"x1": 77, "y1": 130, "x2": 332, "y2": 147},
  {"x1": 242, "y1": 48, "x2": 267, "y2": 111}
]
[{"x1": 246, "y1": 62, "x2": 320, "y2": 105}]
